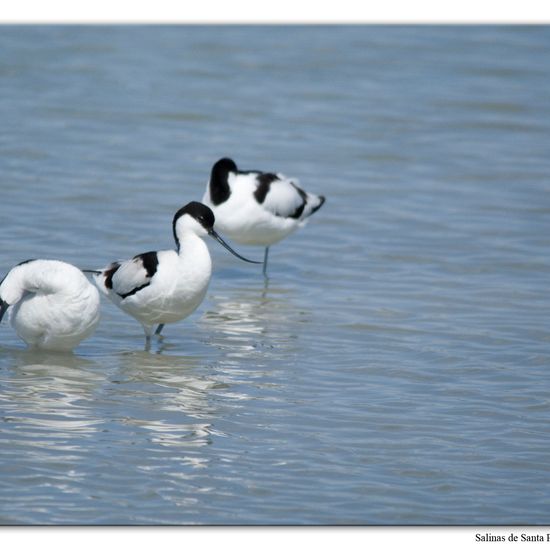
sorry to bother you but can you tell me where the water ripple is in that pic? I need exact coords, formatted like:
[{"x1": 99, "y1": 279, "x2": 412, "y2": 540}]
[{"x1": 1, "y1": 25, "x2": 550, "y2": 525}]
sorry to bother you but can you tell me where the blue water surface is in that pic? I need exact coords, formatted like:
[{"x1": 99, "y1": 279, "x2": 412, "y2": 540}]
[{"x1": 0, "y1": 25, "x2": 550, "y2": 525}]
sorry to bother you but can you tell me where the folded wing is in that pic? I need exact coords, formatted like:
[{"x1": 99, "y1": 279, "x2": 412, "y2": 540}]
[
  {"x1": 105, "y1": 251, "x2": 159, "y2": 299},
  {"x1": 256, "y1": 174, "x2": 307, "y2": 220}
]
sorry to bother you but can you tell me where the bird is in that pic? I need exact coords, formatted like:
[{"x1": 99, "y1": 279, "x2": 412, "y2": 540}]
[
  {"x1": 0, "y1": 259, "x2": 101, "y2": 351},
  {"x1": 202, "y1": 157, "x2": 326, "y2": 276},
  {"x1": 88, "y1": 201, "x2": 261, "y2": 348}
]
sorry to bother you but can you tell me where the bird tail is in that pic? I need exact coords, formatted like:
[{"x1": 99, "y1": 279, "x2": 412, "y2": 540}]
[
  {"x1": 301, "y1": 194, "x2": 325, "y2": 220},
  {"x1": 309, "y1": 194, "x2": 325, "y2": 215}
]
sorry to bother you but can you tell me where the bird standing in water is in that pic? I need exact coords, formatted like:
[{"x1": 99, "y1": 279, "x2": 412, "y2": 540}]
[
  {"x1": 89, "y1": 201, "x2": 260, "y2": 348},
  {"x1": 0, "y1": 259, "x2": 100, "y2": 351},
  {"x1": 202, "y1": 157, "x2": 326, "y2": 276}
]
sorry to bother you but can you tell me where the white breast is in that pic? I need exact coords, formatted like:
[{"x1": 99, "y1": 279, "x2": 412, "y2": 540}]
[{"x1": 115, "y1": 241, "x2": 212, "y2": 327}]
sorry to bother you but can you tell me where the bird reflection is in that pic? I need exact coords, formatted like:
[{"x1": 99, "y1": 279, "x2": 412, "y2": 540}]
[
  {"x1": 0, "y1": 348, "x2": 222, "y2": 475},
  {"x1": 5, "y1": 346, "x2": 101, "y2": 370},
  {"x1": 0, "y1": 280, "x2": 311, "y2": 491},
  {"x1": 0, "y1": 348, "x2": 105, "y2": 455},
  {"x1": 110, "y1": 351, "x2": 221, "y2": 455},
  {"x1": 200, "y1": 280, "x2": 309, "y2": 364}
]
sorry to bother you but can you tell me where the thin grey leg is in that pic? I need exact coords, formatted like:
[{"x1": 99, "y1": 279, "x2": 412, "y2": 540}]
[
  {"x1": 155, "y1": 324, "x2": 165, "y2": 337},
  {"x1": 143, "y1": 325, "x2": 153, "y2": 351},
  {"x1": 262, "y1": 247, "x2": 270, "y2": 277}
]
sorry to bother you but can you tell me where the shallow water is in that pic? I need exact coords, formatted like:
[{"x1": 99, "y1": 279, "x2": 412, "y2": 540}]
[{"x1": 1, "y1": 25, "x2": 550, "y2": 525}]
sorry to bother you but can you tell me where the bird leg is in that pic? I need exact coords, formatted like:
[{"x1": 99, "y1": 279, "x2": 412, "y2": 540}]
[
  {"x1": 262, "y1": 247, "x2": 270, "y2": 277},
  {"x1": 143, "y1": 325, "x2": 154, "y2": 351},
  {"x1": 155, "y1": 324, "x2": 165, "y2": 340}
]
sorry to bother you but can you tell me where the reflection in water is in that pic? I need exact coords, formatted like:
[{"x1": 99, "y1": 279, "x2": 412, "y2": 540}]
[
  {"x1": 112, "y1": 351, "x2": 218, "y2": 457},
  {"x1": 0, "y1": 268, "x2": 317, "y2": 522},
  {"x1": 0, "y1": 348, "x2": 106, "y2": 523},
  {"x1": 2, "y1": 24, "x2": 550, "y2": 524},
  {"x1": 201, "y1": 281, "x2": 309, "y2": 366},
  {"x1": 0, "y1": 349, "x2": 105, "y2": 445},
  {"x1": 0, "y1": 346, "x2": 227, "y2": 522}
]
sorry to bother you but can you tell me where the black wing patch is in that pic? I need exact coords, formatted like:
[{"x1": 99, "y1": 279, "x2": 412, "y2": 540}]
[
  {"x1": 104, "y1": 262, "x2": 121, "y2": 290},
  {"x1": 103, "y1": 252, "x2": 159, "y2": 300},
  {"x1": 288, "y1": 182, "x2": 307, "y2": 219},
  {"x1": 119, "y1": 284, "x2": 149, "y2": 299},
  {"x1": 253, "y1": 172, "x2": 280, "y2": 204},
  {"x1": 118, "y1": 251, "x2": 159, "y2": 299},
  {"x1": 137, "y1": 251, "x2": 159, "y2": 278}
]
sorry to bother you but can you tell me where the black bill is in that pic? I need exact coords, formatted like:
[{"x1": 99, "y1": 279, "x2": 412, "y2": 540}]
[{"x1": 209, "y1": 230, "x2": 262, "y2": 264}]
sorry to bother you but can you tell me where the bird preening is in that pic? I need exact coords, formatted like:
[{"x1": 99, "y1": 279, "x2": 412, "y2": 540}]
[
  {"x1": 0, "y1": 259, "x2": 100, "y2": 352},
  {"x1": 1, "y1": 158, "x2": 325, "y2": 352},
  {"x1": 202, "y1": 158, "x2": 325, "y2": 276}
]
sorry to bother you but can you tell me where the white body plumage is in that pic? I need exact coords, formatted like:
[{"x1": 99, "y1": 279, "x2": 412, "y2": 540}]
[
  {"x1": 202, "y1": 158, "x2": 325, "y2": 273},
  {"x1": 0, "y1": 259, "x2": 100, "y2": 351},
  {"x1": 202, "y1": 158, "x2": 325, "y2": 246},
  {"x1": 91, "y1": 201, "x2": 259, "y2": 346},
  {"x1": 94, "y1": 238, "x2": 211, "y2": 335}
]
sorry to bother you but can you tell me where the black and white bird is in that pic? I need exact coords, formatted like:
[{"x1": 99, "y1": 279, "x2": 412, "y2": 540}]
[
  {"x1": 202, "y1": 157, "x2": 326, "y2": 275},
  {"x1": 0, "y1": 259, "x2": 100, "y2": 351},
  {"x1": 89, "y1": 201, "x2": 260, "y2": 348}
]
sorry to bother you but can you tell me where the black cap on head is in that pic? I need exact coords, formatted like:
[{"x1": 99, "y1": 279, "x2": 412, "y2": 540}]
[
  {"x1": 173, "y1": 201, "x2": 216, "y2": 231},
  {"x1": 213, "y1": 157, "x2": 237, "y2": 174},
  {"x1": 173, "y1": 202, "x2": 215, "y2": 249},
  {"x1": 172, "y1": 201, "x2": 263, "y2": 264}
]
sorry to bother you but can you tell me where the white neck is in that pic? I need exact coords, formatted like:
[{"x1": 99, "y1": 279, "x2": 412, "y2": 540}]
[{"x1": 177, "y1": 232, "x2": 212, "y2": 272}]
